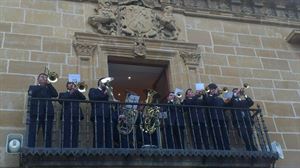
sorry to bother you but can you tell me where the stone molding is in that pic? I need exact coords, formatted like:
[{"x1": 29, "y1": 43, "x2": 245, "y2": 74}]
[
  {"x1": 179, "y1": 47, "x2": 201, "y2": 66},
  {"x1": 286, "y1": 29, "x2": 300, "y2": 44},
  {"x1": 73, "y1": 42, "x2": 97, "y2": 57},
  {"x1": 69, "y1": 0, "x2": 300, "y2": 27}
]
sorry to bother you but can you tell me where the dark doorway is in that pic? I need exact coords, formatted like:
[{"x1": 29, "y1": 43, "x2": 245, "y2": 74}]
[{"x1": 108, "y1": 57, "x2": 170, "y2": 103}]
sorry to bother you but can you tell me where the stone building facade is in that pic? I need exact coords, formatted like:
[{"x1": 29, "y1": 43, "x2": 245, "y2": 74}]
[{"x1": 0, "y1": 0, "x2": 299, "y2": 167}]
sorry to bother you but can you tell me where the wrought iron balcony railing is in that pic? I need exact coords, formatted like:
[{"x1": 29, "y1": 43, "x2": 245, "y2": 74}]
[{"x1": 20, "y1": 97, "x2": 278, "y2": 167}]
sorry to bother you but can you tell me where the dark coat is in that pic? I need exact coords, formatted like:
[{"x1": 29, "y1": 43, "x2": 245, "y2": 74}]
[
  {"x1": 163, "y1": 101, "x2": 184, "y2": 126},
  {"x1": 28, "y1": 84, "x2": 58, "y2": 120},
  {"x1": 183, "y1": 95, "x2": 207, "y2": 123},
  {"x1": 58, "y1": 90, "x2": 86, "y2": 120},
  {"x1": 88, "y1": 88, "x2": 110, "y2": 121},
  {"x1": 230, "y1": 96, "x2": 254, "y2": 122},
  {"x1": 206, "y1": 94, "x2": 225, "y2": 121}
]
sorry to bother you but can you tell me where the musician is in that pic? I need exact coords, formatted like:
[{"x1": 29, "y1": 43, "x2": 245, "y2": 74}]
[
  {"x1": 88, "y1": 78, "x2": 115, "y2": 148},
  {"x1": 183, "y1": 88, "x2": 209, "y2": 149},
  {"x1": 162, "y1": 92, "x2": 185, "y2": 149},
  {"x1": 206, "y1": 83, "x2": 230, "y2": 150},
  {"x1": 230, "y1": 88, "x2": 256, "y2": 151},
  {"x1": 58, "y1": 82, "x2": 86, "y2": 148},
  {"x1": 27, "y1": 73, "x2": 58, "y2": 147}
]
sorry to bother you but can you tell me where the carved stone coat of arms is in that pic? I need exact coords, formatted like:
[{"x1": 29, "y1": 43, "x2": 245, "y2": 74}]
[{"x1": 88, "y1": 0, "x2": 180, "y2": 40}]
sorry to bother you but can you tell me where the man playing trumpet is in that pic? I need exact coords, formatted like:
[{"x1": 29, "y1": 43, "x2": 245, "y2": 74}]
[
  {"x1": 27, "y1": 73, "x2": 58, "y2": 147},
  {"x1": 58, "y1": 82, "x2": 86, "y2": 148}
]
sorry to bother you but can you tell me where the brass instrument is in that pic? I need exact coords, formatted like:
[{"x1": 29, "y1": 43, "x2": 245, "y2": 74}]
[
  {"x1": 44, "y1": 67, "x2": 58, "y2": 83},
  {"x1": 117, "y1": 91, "x2": 139, "y2": 135},
  {"x1": 76, "y1": 81, "x2": 88, "y2": 93},
  {"x1": 140, "y1": 89, "x2": 160, "y2": 134},
  {"x1": 174, "y1": 91, "x2": 183, "y2": 104},
  {"x1": 100, "y1": 77, "x2": 118, "y2": 102},
  {"x1": 239, "y1": 83, "x2": 250, "y2": 97}
]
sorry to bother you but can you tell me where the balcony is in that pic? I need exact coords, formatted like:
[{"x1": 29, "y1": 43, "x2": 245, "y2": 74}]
[{"x1": 20, "y1": 97, "x2": 278, "y2": 168}]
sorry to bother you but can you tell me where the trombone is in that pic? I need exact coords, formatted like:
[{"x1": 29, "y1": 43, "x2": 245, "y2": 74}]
[{"x1": 44, "y1": 67, "x2": 58, "y2": 83}]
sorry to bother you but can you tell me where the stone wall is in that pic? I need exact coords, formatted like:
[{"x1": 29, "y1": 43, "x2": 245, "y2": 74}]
[{"x1": 0, "y1": 0, "x2": 299, "y2": 167}]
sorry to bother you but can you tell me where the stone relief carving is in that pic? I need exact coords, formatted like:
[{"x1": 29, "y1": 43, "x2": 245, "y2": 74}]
[
  {"x1": 133, "y1": 37, "x2": 146, "y2": 57},
  {"x1": 73, "y1": 43, "x2": 97, "y2": 56},
  {"x1": 218, "y1": 0, "x2": 231, "y2": 10},
  {"x1": 241, "y1": 0, "x2": 254, "y2": 15},
  {"x1": 180, "y1": 47, "x2": 201, "y2": 66},
  {"x1": 263, "y1": 0, "x2": 277, "y2": 17},
  {"x1": 156, "y1": 6, "x2": 180, "y2": 40},
  {"x1": 285, "y1": 1, "x2": 298, "y2": 19},
  {"x1": 119, "y1": 5, "x2": 158, "y2": 38},
  {"x1": 88, "y1": 0, "x2": 117, "y2": 35},
  {"x1": 88, "y1": 0, "x2": 180, "y2": 40}
]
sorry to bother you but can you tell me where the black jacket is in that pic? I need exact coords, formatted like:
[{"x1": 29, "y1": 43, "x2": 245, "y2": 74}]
[
  {"x1": 230, "y1": 96, "x2": 254, "y2": 122},
  {"x1": 28, "y1": 84, "x2": 58, "y2": 120},
  {"x1": 58, "y1": 90, "x2": 86, "y2": 120},
  {"x1": 88, "y1": 88, "x2": 110, "y2": 121},
  {"x1": 206, "y1": 94, "x2": 225, "y2": 121},
  {"x1": 183, "y1": 95, "x2": 207, "y2": 123}
]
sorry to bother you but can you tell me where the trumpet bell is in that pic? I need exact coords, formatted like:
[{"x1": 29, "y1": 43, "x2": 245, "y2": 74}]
[
  {"x1": 101, "y1": 77, "x2": 114, "y2": 84},
  {"x1": 77, "y1": 81, "x2": 88, "y2": 93},
  {"x1": 243, "y1": 83, "x2": 250, "y2": 89},
  {"x1": 47, "y1": 73, "x2": 58, "y2": 83}
]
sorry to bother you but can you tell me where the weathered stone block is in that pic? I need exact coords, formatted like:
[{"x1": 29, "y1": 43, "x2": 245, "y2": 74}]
[
  {"x1": 194, "y1": 18, "x2": 223, "y2": 32},
  {"x1": 31, "y1": 52, "x2": 66, "y2": 64},
  {"x1": 255, "y1": 49, "x2": 277, "y2": 58},
  {"x1": 252, "y1": 69, "x2": 281, "y2": 79},
  {"x1": 238, "y1": 35, "x2": 262, "y2": 48},
  {"x1": 221, "y1": 67, "x2": 252, "y2": 78},
  {"x1": 273, "y1": 90, "x2": 300, "y2": 102},
  {"x1": 241, "y1": 78, "x2": 274, "y2": 88},
  {"x1": 274, "y1": 81, "x2": 300, "y2": 89},
  {"x1": 202, "y1": 53, "x2": 228, "y2": 66},
  {"x1": 0, "y1": 0, "x2": 20, "y2": 7},
  {"x1": 223, "y1": 21, "x2": 249, "y2": 34},
  {"x1": 8, "y1": 60, "x2": 46, "y2": 75},
  {"x1": 0, "y1": 92, "x2": 25, "y2": 110},
  {"x1": 235, "y1": 47, "x2": 256, "y2": 56},
  {"x1": 0, "y1": 49, "x2": 30, "y2": 60},
  {"x1": 276, "y1": 151, "x2": 300, "y2": 168},
  {"x1": 62, "y1": 14, "x2": 85, "y2": 29},
  {"x1": 275, "y1": 118, "x2": 300, "y2": 132},
  {"x1": 265, "y1": 102, "x2": 294, "y2": 117},
  {"x1": 261, "y1": 37, "x2": 289, "y2": 50},
  {"x1": 248, "y1": 24, "x2": 265, "y2": 36},
  {"x1": 211, "y1": 32, "x2": 238, "y2": 46},
  {"x1": 0, "y1": 111, "x2": 25, "y2": 127},
  {"x1": 210, "y1": 76, "x2": 241, "y2": 86},
  {"x1": 0, "y1": 59, "x2": 7, "y2": 72},
  {"x1": 58, "y1": 1, "x2": 74, "y2": 14},
  {"x1": 0, "y1": 22, "x2": 11, "y2": 32},
  {"x1": 276, "y1": 51, "x2": 300, "y2": 60},
  {"x1": 42, "y1": 37, "x2": 71, "y2": 53},
  {"x1": 289, "y1": 60, "x2": 300, "y2": 73},
  {"x1": 1, "y1": 7, "x2": 24, "y2": 22},
  {"x1": 187, "y1": 30, "x2": 212, "y2": 46},
  {"x1": 280, "y1": 71, "x2": 300, "y2": 81},
  {"x1": 25, "y1": 10, "x2": 61, "y2": 26},
  {"x1": 261, "y1": 58, "x2": 290, "y2": 71},
  {"x1": 253, "y1": 88, "x2": 275, "y2": 101},
  {"x1": 228, "y1": 56, "x2": 262, "y2": 68},
  {"x1": 62, "y1": 65, "x2": 77, "y2": 77},
  {"x1": 204, "y1": 65, "x2": 220, "y2": 75},
  {"x1": 4, "y1": 33, "x2": 41, "y2": 50},
  {"x1": 21, "y1": 0, "x2": 56, "y2": 11},
  {"x1": 213, "y1": 46, "x2": 235, "y2": 55},
  {"x1": 293, "y1": 103, "x2": 300, "y2": 117},
  {"x1": 264, "y1": 117, "x2": 276, "y2": 132},
  {"x1": 283, "y1": 134, "x2": 300, "y2": 150},
  {"x1": 0, "y1": 74, "x2": 35, "y2": 92},
  {"x1": 12, "y1": 23, "x2": 53, "y2": 36}
]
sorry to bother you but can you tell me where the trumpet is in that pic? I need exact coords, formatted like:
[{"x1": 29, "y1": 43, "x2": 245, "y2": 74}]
[
  {"x1": 100, "y1": 77, "x2": 118, "y2": 102},
  {"x1": 240, "y1": 83, "x2": 250, "y2": 96},
  {"x1": 218, "y1": 87, "x2": 229, "y2": 95},
  {"x1": 44, "y1": 67, "x2": 58, "y2": 83},
  {"x1": 76, "y1": 81, "x2": 88, "y2": 93}
]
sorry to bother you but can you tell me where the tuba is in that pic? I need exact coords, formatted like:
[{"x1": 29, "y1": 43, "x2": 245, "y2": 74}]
[
  {"x1": 44, "y1": 67, "x2": 58, "y2": 83},
  {"x1": 140, "y1": 89, "x2": 160, "y2": 134},
  {"x1": 117, "y1": 91, "x2": 139, "y2": 135}
]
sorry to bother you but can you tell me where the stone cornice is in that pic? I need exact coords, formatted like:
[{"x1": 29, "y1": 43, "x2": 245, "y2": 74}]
[
  {"x1": 286, "y1": 29, "x2": 300, "y2": 43},
  {"x1": 66, "y1": 0, "x2": 300, "y2": 27}
]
